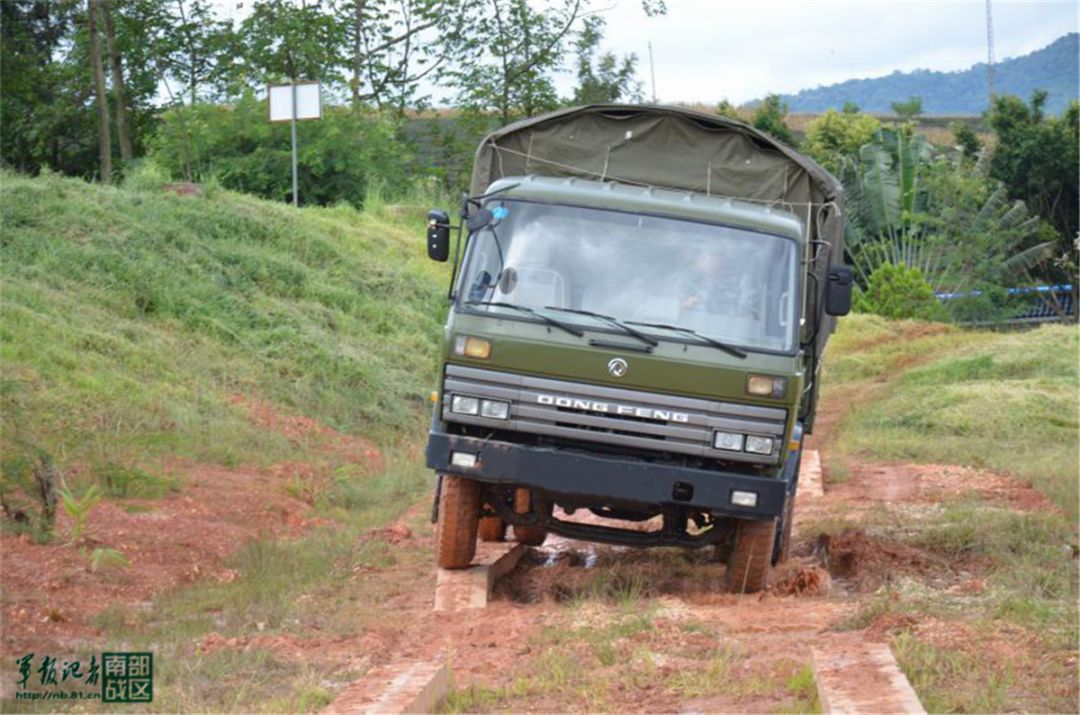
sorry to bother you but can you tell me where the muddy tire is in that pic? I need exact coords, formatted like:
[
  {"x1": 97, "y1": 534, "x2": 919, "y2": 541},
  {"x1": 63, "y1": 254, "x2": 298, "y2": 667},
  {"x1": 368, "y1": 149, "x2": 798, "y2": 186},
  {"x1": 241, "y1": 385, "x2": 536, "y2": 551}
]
[
  {"x1": 725, "y1": 517, "x2": 776, "y2": 593},
  {"x1": 435, "y1": 475, "x2": 481, "y2": 569},
  {"x1": 774, "y1": 449, "x2": 801, "y2": 565},
  {"x1": 478, "y1": 513, "x2": 507, "y2": 542},
  {"x1": 774, "y1": 497, "x2": 794, "y2": 564},
  {"x1": 511, "y1": 487, "x2": 548, "y2": 547}
]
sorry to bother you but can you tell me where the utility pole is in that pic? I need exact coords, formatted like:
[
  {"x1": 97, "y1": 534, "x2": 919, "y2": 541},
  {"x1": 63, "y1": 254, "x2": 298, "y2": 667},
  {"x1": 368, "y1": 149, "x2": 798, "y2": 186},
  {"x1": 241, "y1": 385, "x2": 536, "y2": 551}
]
[
  {"x1": 648, "y1": 41, "x2": 656, "y2": 103},
  {"x1": 985, "y1": 0, "x2": 996, "y2": 103}
]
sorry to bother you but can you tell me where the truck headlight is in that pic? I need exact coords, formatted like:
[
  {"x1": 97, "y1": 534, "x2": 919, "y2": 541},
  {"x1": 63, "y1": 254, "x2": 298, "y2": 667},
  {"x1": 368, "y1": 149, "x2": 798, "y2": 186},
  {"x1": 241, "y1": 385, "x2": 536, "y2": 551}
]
[
  {"x1": 454, "y1": 335, "x2": 491, "y2": 359},
  {"x1": 746, "y1": 374, "x2": 786, "y2": 398},
  {"x1": 745, "y1": 435, "x2": 774, "y2": 455},
  {"x1": 713, "y1": 431, "x2": 744, "y2": 451},
  {"x1": 450, "y1": 395, "x2": 480, "y2": 415},
  {"x1": 480, "y1": 399, "x2": 509, "y2": 420}
]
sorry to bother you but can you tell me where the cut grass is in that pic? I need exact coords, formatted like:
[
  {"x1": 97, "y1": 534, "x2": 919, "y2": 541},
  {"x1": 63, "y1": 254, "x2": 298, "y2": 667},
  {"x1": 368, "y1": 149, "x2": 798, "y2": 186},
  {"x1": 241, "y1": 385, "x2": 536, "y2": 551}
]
[
  {"x1": 1, "y1": 168, "x2": 448, "y2": 711},
  {"x1": 1, "y1": 168, "x2": 446, "y2": 493},
  {"x1": 824, "y1": 315, "x2": 1079, "y2": 521},
  {"x1": 821, "y1": 315, "x2": 1079, "y2": 713}
]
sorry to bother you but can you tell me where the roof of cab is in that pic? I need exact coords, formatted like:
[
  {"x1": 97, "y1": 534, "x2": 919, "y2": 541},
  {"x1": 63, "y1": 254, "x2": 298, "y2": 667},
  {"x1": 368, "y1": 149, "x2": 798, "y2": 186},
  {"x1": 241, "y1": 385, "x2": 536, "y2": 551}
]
[{"x1": 487, "y1": 175, "x2": 806, "y2": 242}]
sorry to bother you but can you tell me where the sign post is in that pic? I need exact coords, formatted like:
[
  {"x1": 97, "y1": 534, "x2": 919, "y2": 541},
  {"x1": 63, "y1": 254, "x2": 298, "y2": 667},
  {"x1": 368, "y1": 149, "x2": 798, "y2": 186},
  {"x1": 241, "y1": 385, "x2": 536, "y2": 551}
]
[{"x1": 268, "y1": 81, "x2": 322, "y2": 207}]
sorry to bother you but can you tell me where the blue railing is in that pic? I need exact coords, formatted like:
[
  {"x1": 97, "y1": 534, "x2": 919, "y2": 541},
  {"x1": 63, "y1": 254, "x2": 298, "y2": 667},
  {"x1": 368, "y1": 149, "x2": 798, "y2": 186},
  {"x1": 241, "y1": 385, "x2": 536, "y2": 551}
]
[{"x1": 936, "y1": 284, "x2": 1074, "y2": 324}]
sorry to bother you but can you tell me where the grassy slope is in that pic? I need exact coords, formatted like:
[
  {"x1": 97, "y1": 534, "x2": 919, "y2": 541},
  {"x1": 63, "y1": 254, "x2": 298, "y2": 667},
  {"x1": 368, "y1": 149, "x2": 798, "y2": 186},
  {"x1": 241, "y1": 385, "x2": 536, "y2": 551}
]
[
  {"x1": 1, "y1": 170, "x2": 452, "y2": 711},
  {"x1": 820, "y1": 315, "x2": 1078, "y2": 712},
  {"x1": 1, "y1": 169, "x2": 447, "y2": 483},
  {"x1": 823, "y1": 315, "x2": 1079, "y2": 521}
]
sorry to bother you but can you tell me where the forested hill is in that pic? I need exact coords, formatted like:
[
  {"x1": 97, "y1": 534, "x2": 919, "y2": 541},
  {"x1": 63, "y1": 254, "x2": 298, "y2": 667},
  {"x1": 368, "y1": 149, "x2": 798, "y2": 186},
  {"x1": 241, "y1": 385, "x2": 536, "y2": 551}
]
[{"x1": 777, "y1": 32, "x2": 1078, "y2": 115}]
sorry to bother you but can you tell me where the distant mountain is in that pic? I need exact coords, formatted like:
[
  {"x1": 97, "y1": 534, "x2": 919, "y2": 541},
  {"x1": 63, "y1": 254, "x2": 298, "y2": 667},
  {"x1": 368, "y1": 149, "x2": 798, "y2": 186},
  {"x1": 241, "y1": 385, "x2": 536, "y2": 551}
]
[{"x1": 777, "y1": 33, "x2": 1078, "y2": 116}]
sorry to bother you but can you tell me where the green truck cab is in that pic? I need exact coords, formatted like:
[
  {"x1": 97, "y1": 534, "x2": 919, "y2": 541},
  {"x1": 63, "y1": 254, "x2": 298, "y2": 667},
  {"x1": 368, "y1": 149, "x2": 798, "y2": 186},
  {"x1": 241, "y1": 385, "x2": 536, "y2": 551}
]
[{"x1": 423, "y1": 105, "x2": 851, "y2": 591}]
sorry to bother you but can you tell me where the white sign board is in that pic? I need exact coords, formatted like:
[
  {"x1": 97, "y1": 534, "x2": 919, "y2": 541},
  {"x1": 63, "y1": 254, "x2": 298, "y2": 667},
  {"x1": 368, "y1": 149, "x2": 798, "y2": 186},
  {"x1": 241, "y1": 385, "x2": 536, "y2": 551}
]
[{"x1": 268, "y1": 82, "x2": 322, "y2": 122}]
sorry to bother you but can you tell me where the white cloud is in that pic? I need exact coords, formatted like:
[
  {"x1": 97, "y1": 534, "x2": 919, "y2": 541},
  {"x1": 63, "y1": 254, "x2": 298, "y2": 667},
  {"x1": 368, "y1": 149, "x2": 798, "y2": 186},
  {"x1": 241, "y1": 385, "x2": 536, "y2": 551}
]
[{"x1": 587, "y1": 0, "x2": 1077, "y2": 103}]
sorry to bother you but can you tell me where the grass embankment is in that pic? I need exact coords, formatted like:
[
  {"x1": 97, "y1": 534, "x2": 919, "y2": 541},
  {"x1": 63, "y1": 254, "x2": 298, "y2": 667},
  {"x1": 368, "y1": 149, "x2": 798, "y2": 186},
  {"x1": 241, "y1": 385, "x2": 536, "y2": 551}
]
[
  {"x1": 820, "y1": 315, "x2": 1078, "y2": 712},
  {"x1": 1, "y1": 169, "x2": 448, "y2": 710},
  {"x1": 2, "y1": 169, "x2": 445, "y2": 475}
]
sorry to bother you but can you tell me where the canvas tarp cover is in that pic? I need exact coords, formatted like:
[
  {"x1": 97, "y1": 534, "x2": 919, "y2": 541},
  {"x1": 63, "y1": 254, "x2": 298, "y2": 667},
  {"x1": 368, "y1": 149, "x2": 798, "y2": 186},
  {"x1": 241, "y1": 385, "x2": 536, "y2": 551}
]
[{"x1": 471, "y1": 104, "x2": 846, "y2": 426}]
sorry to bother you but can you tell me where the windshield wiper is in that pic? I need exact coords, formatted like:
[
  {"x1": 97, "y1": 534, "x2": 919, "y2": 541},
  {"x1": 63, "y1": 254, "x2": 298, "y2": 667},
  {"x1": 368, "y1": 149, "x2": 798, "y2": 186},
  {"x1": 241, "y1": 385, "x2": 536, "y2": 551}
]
[
  {"x1": 625, "y1": 321, "x2": 748, "y2": 359},
  {"x1": 544, "y1": 306, "x2": 658, "y2": 348},
  {"x1": 464, "y1": 301, "x2": 585, "y2": 338}
]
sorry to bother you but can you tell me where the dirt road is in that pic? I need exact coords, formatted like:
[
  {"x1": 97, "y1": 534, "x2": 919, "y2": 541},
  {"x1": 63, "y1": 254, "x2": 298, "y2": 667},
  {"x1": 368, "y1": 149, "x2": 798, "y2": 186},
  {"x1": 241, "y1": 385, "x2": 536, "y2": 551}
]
[{"x1": 1, "y1": 392, "x2": 1073, "y2": 712}]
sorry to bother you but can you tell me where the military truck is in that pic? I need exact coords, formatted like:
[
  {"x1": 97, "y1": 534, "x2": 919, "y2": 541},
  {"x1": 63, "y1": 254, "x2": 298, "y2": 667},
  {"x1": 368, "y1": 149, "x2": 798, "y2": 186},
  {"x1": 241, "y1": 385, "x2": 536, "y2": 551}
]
[{"x1": 423, "y1": 105, "x2": 851, "y2": 591}]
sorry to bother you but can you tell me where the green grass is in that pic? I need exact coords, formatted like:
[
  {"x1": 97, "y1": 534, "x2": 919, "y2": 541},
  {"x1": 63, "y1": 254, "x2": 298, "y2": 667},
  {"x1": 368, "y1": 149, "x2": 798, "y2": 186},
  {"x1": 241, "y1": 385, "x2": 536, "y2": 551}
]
[
  {"x1": 822, "y1": 314, "x2": 1079, "y2": 713},
  {"x1": 0, "y1": 169, "x2": 449, "y2": 711},
  {"x1": 1, "y1": 167, "x2": 446, "y2": 503},
  {"x1": 825, "y1": 315, "x2": 1079, "y2": 521}
]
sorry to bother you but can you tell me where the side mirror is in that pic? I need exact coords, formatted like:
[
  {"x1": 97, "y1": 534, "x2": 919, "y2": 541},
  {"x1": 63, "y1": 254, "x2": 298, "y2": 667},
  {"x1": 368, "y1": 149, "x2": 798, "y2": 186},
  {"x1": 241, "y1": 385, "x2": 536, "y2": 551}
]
[
  {"x1": 427, "y1": 209, "x2": 450, "y2": 262},
  {"x1": 825, "y1": 265, "x2": 854, "y2": 316}
]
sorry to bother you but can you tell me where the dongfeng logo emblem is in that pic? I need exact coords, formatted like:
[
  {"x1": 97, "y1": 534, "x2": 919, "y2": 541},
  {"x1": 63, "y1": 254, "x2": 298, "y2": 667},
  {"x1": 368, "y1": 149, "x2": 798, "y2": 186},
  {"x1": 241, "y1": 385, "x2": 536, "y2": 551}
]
[{"x1": 607, "y1": 357, "x2": 629, "y2": 378}]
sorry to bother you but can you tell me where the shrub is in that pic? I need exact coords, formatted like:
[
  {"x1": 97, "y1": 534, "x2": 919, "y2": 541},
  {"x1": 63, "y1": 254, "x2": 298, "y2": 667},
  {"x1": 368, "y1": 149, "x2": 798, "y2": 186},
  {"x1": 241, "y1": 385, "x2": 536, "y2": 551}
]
[
  {"x1": 148, "y1": 92, "x2": 413, "y2": 207},
  {"x1": 804, "y1": 109, "x2": 881, "y2": 174},
  {"x1": 854, "y1": 263, "x2": 944, "y2": 321}
]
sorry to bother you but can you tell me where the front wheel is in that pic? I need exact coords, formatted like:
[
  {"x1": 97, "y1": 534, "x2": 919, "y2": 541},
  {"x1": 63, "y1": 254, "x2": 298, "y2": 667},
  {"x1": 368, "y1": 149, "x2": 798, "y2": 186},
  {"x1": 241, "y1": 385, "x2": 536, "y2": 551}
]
[
  {"x1": 773, "y1": 497, "x2": 794, "y2": 565},
  {"x1": 725, "y1": 517, "x2": 776, "y2": 593},
  {"x1": 435, "y1": 475, "x2": 481, "y2": 569}
]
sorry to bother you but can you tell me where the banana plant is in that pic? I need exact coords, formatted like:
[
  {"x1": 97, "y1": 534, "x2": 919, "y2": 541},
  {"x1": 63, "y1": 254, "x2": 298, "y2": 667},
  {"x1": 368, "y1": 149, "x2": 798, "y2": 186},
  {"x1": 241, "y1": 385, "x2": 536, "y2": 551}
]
[{"x1": 841, "y1": 131, "x2": 1043, "y2": 296}]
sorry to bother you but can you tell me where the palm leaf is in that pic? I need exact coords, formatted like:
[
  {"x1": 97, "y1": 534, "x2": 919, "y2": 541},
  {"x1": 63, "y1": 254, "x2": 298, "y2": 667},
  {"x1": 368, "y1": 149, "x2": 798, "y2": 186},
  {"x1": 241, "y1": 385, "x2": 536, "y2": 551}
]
[{"x1": 1004, "y1": 241, "x2": 1057, "y2": 272}]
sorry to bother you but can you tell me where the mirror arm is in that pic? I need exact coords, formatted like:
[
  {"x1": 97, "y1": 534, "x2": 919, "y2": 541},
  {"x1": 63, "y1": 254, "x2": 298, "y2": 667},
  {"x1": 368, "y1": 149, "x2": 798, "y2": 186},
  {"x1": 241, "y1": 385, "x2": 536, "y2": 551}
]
[{"x1": 446, "y1": 218, "x2": 465, "y2": 300}]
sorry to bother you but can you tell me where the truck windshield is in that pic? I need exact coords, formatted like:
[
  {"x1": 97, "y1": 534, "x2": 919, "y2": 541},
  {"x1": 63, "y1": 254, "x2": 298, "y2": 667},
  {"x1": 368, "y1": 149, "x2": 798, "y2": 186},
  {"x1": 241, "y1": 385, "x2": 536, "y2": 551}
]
[{"x1": 458, "y1": 200, "x2": 801, "y2": 354}]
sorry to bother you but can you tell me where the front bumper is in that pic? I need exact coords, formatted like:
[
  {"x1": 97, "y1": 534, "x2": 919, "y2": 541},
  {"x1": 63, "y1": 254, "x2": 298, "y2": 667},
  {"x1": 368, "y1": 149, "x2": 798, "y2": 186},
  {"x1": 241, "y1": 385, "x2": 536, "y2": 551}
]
[{"x1": 426, "y1": 428, "x2": 787, "y2": 521}]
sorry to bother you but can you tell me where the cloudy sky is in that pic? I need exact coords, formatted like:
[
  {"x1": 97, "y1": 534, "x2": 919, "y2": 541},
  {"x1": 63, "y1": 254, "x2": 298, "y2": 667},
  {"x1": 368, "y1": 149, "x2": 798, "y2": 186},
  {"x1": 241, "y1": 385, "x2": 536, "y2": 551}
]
[
  {"x1": 569, "y1": 0, "x2": 1078, "y2": 104},
  {"x1": 214, "y1": 0, "x2": 1077, "y2": 105}
]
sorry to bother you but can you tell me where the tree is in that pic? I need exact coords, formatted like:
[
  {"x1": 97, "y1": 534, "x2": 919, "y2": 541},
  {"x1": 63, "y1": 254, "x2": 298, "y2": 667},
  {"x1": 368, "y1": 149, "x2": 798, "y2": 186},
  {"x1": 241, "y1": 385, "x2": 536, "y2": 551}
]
[
  {"x1": 842, "y1": 101, "x2": 860, "y2": 114},
  {"x1": 804, "y1": 109, "x2": 880, "y2": 174},
  {"x1": 951, "y1": 122, "x2": 981, "y2": 161},
  {"x1": 890, "y1": 96, "x2": 923, "y2": 120},
  {"x1": 572, "y1": 16, "x2": 640, "y2": 105},
  {"x1": 101, "y1": 0, "x2": 133, "y2": 163},
  {"x1": 0, "y1": 1, "x2": 88, "y2": 175},
  {"x1": 87, "y1": 0, "x2": 112, "y2": 183},
  {"x1": 233, "y1": 0, "x2": 343, "y2": 86},
  {"x1": 450, "y1": 0, "x2": 587, "y2": 125},
  {"x1": 843, "y1": 128, "x2": 1047, "y2": 303},
  {"x1": 750, "y1": 94, "x2": 793, "y2": 145},
  {"x1": 342, "y1": 0, "x2": 463, "y2": 115},
  {"x1": 987, "y1": 92, "x2": 1079, "y2": 256},
  {"x1": 715, "y1": 99, "x2": 744, "y2": 122}
]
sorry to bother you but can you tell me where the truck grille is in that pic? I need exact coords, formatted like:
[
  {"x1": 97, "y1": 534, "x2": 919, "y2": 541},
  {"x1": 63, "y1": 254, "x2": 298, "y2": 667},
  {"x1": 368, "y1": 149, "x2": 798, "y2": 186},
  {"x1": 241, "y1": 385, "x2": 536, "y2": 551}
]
[{"x1": 441, "y1": 364, "x2": 787, "y2": 464}]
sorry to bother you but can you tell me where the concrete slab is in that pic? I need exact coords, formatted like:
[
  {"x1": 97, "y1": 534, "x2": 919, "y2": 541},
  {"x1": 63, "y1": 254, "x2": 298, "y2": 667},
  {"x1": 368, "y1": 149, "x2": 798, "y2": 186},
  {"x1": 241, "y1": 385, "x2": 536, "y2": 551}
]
[
  {"x1": 813, "y1": 639, "x2": 926, "y2": 714},
  {"x1": 800, "y1": 449, "x2": 825, "y2": 498},
  {"x1": 433, "y1": 542, "x2": 525, "y2": 612},
  {"x1": 324, "y1": 660, "x2": 450, "y2": 714}
]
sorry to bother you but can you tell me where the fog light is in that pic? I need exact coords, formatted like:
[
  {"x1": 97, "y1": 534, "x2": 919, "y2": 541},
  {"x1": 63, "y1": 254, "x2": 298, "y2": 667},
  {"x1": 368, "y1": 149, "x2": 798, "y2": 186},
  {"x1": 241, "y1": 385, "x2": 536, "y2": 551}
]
[
  {"x1": 731, "y1": 490, "x2": 758, "y2": 508},
  {"x1": 451, "y1": 452, "x2": 478, "y2": 468},
  {"x1": 454, "y1": 335, "x2": 492, "y2": 359},
  {"x1": 747, "y1": 374, "x2": 786, "y2": 398},
  {"x1": 713, "y1": 431, "x2": 744, "y2": 451},
  {"x1": 451, "y1": 395, "x2": 480, "y2": 415},
  {"x1": 745, "y1": 435, "x2": 774, "y2": 455},
  {"x1": 480, "y1": 399, "x2": 510, "y2": 419}
]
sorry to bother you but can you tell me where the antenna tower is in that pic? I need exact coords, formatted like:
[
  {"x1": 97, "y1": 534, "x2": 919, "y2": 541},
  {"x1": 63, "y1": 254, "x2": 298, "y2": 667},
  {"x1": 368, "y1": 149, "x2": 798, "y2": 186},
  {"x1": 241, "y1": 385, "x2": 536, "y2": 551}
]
[{"x1": 985, "y1": 0, "x2": 996, "y2": 102}]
